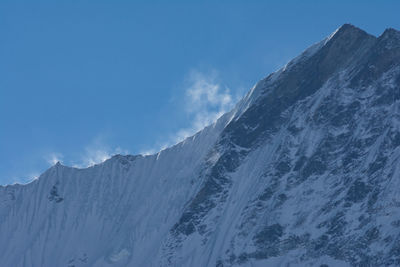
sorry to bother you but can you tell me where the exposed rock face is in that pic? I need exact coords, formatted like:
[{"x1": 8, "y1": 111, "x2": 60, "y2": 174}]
[{"x1": 1, "y1": 24, "x2": 400, "y2": 266}]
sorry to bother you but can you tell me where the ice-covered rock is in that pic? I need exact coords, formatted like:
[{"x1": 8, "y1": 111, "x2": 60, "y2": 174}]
[{"x1": 1, "y1": 24, "x2": 400, "y2": 266}]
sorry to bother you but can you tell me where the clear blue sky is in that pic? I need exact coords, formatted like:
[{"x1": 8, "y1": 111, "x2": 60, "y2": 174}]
[{"x1": 1, "y1": 0, "x2": 400, "y2": 184}]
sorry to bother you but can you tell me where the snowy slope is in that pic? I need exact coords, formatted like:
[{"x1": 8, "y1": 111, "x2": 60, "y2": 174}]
[
  {"x1": 0, "y1": 114, "x2": 231, "y2": 267},
  {"x1": 2, "y1": 24, "x2": 400, "y2": 267}
]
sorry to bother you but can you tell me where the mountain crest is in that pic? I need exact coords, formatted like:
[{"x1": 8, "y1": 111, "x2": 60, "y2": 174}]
[
  {"x1": 381, "y1": 27, "x2": 400, "y2": 38},
  {"x1": 327, "y1": 23, "x2": 373, "y2": 43},
  {"x1": 2, "y1": 24, "x2": 400, "y2": 267},
  {"x1": 378, "y1": 27, "x2": 400, "y2": 49}
]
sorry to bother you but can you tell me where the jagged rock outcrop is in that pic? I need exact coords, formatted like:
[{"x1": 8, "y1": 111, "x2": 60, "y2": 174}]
[{"x1": 1, "y1": 24, "x2": 400, "y2": 267}]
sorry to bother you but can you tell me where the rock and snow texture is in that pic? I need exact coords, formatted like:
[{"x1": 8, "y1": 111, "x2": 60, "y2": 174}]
[{"x1": 1, "y1": 24, "x2": 400, "y2": 266}]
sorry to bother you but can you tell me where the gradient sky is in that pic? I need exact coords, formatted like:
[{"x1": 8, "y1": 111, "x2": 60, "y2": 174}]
[{"x1": 1, "y1": 0, "x2": 400, "y2": 185}]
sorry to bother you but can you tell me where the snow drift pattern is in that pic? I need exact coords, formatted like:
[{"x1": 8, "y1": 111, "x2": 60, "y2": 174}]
[{"x1": 1, "y1": 24, "x2": 400, "y2": 266}]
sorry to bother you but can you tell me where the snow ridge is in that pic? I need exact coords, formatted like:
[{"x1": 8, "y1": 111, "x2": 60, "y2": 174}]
[{"x1": 1, "y1": 24, "x2": 400, "y2": 267}]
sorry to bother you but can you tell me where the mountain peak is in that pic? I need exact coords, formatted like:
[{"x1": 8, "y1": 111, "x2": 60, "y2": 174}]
[
  {"x1": 382, "y1": 27, "x2": 400, "y2": 36},
  {"x1": 374, "y1": 27, "x2": 400, "y2": 50},
  {"x1": 4, "y1": 23, "x2": 400, "y2": 267},
  {"x1": 379, "y1": 27, "x2": 400, "y2": 41},
  {"x1": 337, "y1": 23, "x2": 361, "y2": 32},
  {"x1": 327, "y1": 23, "x2": 373, "y2": 43}
]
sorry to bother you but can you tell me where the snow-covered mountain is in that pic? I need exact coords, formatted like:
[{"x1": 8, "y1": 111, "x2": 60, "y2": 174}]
[{"x1": 2, "y1": 24, "x2": 400, "y2": 266}]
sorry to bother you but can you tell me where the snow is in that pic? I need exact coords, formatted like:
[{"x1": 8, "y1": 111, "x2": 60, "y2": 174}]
[{"x1": 1, "y1": 24, "x2": 400, "y2": 266}]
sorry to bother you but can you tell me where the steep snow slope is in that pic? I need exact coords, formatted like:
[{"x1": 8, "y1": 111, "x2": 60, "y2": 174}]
[
  {"x1": 0, "y1": 116, "x2": 231, "y2": 267},
  {"x1": 2, "y1": 24, "x2": 400, "y2": 267}
]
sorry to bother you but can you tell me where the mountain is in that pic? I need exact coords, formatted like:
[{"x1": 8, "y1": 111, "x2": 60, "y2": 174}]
[{"x1": 2, "y1": 24, "x2": 400, "y2": 267}]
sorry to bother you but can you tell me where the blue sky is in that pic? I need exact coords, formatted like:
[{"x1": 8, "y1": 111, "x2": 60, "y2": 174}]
[{"x1": 1, "y1": 0, "x2": 400, "y2": 184}]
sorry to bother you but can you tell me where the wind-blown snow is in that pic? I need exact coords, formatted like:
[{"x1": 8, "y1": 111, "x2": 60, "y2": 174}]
[{"x1": 1, "y1": 24, "x2": 400, "y2": 267}]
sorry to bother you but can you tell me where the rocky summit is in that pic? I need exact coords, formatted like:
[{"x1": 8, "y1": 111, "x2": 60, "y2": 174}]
[{"x1": 1, "y1": 24, "x2": 400, "y2": 266}]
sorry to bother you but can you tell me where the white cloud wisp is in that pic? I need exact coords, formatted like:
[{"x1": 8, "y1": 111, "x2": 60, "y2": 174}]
[
  {"x1": 174, "y1": 70, "x2": 234, "y2": 142},
  {"x1": 74, "y1": 136, "x2": 128, "y2": 168},
  {"x1": 140, "y1": 70, "x2": 236, "y2": 156}
]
